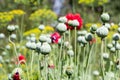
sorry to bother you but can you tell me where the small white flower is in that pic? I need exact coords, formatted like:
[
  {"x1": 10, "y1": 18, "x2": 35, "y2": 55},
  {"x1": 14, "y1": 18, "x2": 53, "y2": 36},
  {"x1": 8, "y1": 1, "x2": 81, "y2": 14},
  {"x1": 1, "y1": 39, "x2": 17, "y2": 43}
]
[
  {"x1": 56, "y1": 23, "x2": 67, "y2": 33},
  {"x1": 105, "y1": 23, "x2": 111, "y2": 29},
  {"x1": 39, "y1": 35, "x2": 47, "y2": 42},
  {"x1": 10, "y1": 34, "x2": 17, "y2": 39},
  {"x1": 40, "y1": 42, "x2": 51, "y2": 55},
  {"x1": 93, "y1": 70, "x2": 99, "y2": 76},
  {"x1": 101, "y1": 13, "x2": 110, "y2": 22},
  {"x1": 0, "y1": 33, "x2": 5, "y2": 39},
  {"x1": 102, "y1": 53, "x2": 109, "y2": 59},
  {"x1": 58, "y1": 16, "x2": 67, "y2": 23},
  {"x1": 7, "y1": 25, "x2": 16, "y2": 32},
  {"x1": 38, "y1": 24, "x2": 45, "y2": 30},
  {"x1": 67, "y1": 49, "x2": 74, "y2": 56},
  {"x1": 30, "y1": 42, "x2": 36, "y2": 50},
  {"x1": 112, "y1": 33, "x2": 120, "y2": 41},
  {"x1": 68, "y1": 20, "x2": 79, "y2": 27},
  {"x1": 6, "y1": 45, "x2": 11, "y2": 49},
  {"x1": 96, "y1": 26, "x2": 109, "y2": 38}
]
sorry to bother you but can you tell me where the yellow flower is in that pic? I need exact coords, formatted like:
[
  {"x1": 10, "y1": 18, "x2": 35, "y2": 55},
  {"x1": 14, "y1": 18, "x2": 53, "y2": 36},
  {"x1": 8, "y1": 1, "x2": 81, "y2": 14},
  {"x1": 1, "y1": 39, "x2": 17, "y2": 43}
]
[
  {"x1": 9, "y1": 9, "x2": 25, "y2": 16},
  {"x1": 110, "y1": 24, "x2": 118, "y2": 31},
  {"x1": 29, "y1": 9, "x2": 57, "y2": 24},
  {"x1": 23, "y1": 28, "x2": 41, "y2": 36},
  {"x1": 0, "y1": 63, "x2": 2, "y2": 67},
  {"x1": 78, "y1": 0, "x2": 109, "y2": 5},
  {"x1": 85, "y1": 23, "x2": 101, "y2": 29},
  {"x1": 23, "y1": 26, "x2": 54, "y2": 36}
]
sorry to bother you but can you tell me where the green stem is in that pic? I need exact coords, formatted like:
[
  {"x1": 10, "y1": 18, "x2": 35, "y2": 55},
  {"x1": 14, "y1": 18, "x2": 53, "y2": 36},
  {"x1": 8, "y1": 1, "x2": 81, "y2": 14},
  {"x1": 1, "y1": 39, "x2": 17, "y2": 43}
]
[
  {"x1": 44, "y1": 55, "x2": 48, "y2": 80},
  {"x1": 100, "y1": 39, "x2": 105, "y2": 80},
  {"x1": 25, "y1": 62, "x2": 30, "y2": 80},
  {"x1": 85, "y1": 43, "x2": 93, "y2": 71},
  {"x1": 75, "y1": 27, "x2": 77, "y2": 65},
  {"x1": 38, "y1": 54, "x2": 40, "y2": 80},
  {"x1": 30, "y1": 50, "x2": 34, "y2": 80},
  {"x1": 8, "y1": 36, "x2": 19, "y2": 67},
  {"x1": 69, "y1": 29, "x2": 71, "y2": 44}
]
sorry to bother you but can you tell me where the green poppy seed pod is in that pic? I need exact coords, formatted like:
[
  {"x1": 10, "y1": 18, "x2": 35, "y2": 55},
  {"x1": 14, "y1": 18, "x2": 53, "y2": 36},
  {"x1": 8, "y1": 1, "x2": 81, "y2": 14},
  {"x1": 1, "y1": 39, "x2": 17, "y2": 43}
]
[
  {"x1": 93, "y1": 70, "x2": 99, "y2": 76},
  {"x1": 67, "y1": 49, "x2": 74, "y2": 57},
  {"x1": 96, "y1": 26, "x2": 109, "y2": 38},
  {"x1": 101, "y1": 13, "x2": 110, "y2": 23},
  {"x1": 30, "y1": 42, "x2": 36, "y2": 50},
  {"x1": 26, "y1": 41, "x2": 32, "y2": 49},
  {"x1": 30, "y1": 36, "x2": 36, "y2": 42},
  {"x1": 110, "y1": 47, "x2": 116, "y2": 53},
  {"x1": 77, "y1": 36, "x2": 87, "y2": 44},
  {"x1": 36, "y1": 42, "x2": 41, "y2": 53},
  {"x1": 58, "y1": 16, "x2": 67, "y2": 23},
  {"x1": 40, "y1": 42, "x2": 51, "y2": 55},
  {"x1": 112, "y1": 40, "x2": 116, "y2": 46},
  {"x1": 107, "y1": 43, "x2": 113, "y2": 49},
  {"x1": 7, "y1": 25, "x2": 16, "y2": 32},
  {"x1": 91, "y1": 24, "x2": 97, "y2": 31},
  {"x1": 105, "y1": 23, "x2": 111, "y2": 30},
  {"x1": 68, "y1": 20, "x2": 79, "y2": 27},
  {"x1": 56, "y1": 23, "x2": 67, "y2": 33},
  {"x1": 38, "y1": 24, "x2": 45, "y2": 30},
  {"x1": 65, "y1": 66, "x2": 73, "y2": 77},
  {"x1": 112, "y1": 33, "x2": 120, "y2": 41},
  {"x1": 118, "y1": 28, "x2": 120, "y2": 33},
  {"x1": 116, "y1": 43, "x2": 120, "y2": 50},
  {"x1": 102, "y1": 53, "x2": 109, "y2": 59},
  {"x1": 0, "y1": 33, "x2": 5, "y2": 39},
  {"x1": 85, "y1": 33, "x2": 93, "y2": 41},
  {"x1": 77, "y1": 30, "x2": 87, "y2": 36},
  {"x1": 39, "y1": 35, "x2": 47, "y2": 42},
  {"x1": 90, "y1": 24, "x2": 97, "y2": 34},
  {"x1": 118, "y1": 22, "x2": 120, "y2": 27}
]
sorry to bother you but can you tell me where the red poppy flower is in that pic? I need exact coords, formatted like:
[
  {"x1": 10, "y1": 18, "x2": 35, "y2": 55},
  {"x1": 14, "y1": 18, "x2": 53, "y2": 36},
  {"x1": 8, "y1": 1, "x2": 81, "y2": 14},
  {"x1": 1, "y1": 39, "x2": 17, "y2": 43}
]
[
  {"x1": 18, "y1": 54, "x2": 26, "y2": 64},
  {"x1": 65, "y1": 13, "x2": 83, "y2": 30},
  {"x1": 13, "y1": 72, "x2": 20, "y2": 80},
  {"x1": 51, "y1": 32, "x2": 61, "y2": 43}
]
